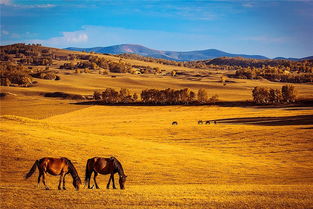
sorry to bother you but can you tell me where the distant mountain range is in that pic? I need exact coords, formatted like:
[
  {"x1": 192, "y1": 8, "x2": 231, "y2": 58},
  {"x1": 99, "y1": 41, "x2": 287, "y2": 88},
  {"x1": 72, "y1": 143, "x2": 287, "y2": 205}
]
[{"x1": 65, "y1": 44, "x2": 312, "y2": 61}]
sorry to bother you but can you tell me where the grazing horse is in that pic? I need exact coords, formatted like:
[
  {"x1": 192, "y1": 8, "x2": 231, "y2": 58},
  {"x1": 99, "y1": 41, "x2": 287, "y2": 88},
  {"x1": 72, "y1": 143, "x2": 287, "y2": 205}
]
[
  {"x1": 85, "y1": 157, "x2": 127, "y2": 190},
  {"x1": 24, "y1": 157, "x2": 82, "y2": 190},
  {"x1": 172, "y1": 121, "x2": 178, "y2": 125},
  {"x1": 198, "y1": 120, "x2": 203, "y2": 125},
  {"x1": 205, "y1": 120, "x2": 210, "y2": 125}
]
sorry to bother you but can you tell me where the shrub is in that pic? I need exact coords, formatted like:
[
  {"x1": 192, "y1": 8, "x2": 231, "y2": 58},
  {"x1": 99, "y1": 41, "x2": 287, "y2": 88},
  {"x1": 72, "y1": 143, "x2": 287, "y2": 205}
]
[
  {"x1": 208, "y1": 94, "x2": 219, "y2": 104},
  {"x1": 93, "y1": 91, "x2": 102, "y2": 100}
]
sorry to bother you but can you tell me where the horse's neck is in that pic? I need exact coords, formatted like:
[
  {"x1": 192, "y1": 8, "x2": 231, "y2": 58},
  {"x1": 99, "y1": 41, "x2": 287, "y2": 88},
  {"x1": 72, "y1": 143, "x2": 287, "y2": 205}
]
[
  {"x1": 116, "y1": 163, "x2": 125, "y2": 177},
  {"x1": 68, "y1": 165, "x2": 78, "y2": 179},
  {"x1": 113, "y1": 159, "x2": 124, "y2": 177}
]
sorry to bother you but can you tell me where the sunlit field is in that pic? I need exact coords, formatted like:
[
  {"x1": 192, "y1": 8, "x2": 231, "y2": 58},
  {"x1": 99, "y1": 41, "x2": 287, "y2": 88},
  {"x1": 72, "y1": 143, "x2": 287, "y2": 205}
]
[{"x1": 1, "y1": 51, "x2": 313, "y2": 208}]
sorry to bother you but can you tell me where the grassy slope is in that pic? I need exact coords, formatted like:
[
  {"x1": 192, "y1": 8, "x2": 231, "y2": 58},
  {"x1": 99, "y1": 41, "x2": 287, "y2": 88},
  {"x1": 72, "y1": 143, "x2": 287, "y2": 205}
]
[{"x1": 1, "y1": 50, "x2": 313, "y2": 208}]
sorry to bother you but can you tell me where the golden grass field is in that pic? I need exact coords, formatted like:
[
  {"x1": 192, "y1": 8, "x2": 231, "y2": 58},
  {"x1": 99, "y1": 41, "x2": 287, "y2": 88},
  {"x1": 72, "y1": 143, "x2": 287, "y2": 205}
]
[{"x1": 1, "y1": 51, "x2": 313, "y2": 208}]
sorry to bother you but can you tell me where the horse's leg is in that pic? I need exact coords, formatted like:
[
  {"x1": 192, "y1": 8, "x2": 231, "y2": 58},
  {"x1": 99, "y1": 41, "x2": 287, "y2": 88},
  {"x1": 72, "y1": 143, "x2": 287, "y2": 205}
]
[
  {"x1": 94, "y1": 172, "x2": 100, "y2": 189},
  {"x1": 106, "y1": 175, "x2": 112, "y2": 189},
  {"x1": 111, "y1": 174, "x2": 117, "y2": 189},
  {"x1": 63, "y1": 174, "x2": 67, "y2": 190},
  {"x1": 37, "y1": 172, "x2": 42, "y2": 188},
  {"x1": 42, "y1": 172, "x2": 49, "y2": 190},
  {"x1": 88, "y1": 170, "x2": 93, "y2": 189},
  {"x1": 58, "y1": 173, "x2": 63, "y2": 190}
]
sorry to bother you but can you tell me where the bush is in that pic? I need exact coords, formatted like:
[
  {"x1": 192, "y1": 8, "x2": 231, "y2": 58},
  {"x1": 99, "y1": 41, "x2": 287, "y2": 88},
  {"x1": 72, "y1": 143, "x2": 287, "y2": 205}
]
[{"x1": 93, "y1": 91, "x2": 102, "y2": 100}]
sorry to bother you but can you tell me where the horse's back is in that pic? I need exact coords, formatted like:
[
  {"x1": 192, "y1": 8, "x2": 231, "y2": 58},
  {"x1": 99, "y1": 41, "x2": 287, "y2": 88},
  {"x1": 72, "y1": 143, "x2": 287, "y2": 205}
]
[
  {"x1": 38, "y1": 157, "x2": 68, "y2": 175},
  {"x1": 91, "y1": 157, "x2": 114, "y2": 174}
]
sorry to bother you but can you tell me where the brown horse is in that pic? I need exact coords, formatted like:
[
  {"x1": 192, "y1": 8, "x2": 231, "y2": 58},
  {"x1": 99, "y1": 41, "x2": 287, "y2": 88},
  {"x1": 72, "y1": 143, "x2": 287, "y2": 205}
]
[
  {"x1": 85, "y1": 157, "x2": 127, "y2": 190},
  {"x1": 24, "y1": 157, "x2": 82, "y2": 190}
]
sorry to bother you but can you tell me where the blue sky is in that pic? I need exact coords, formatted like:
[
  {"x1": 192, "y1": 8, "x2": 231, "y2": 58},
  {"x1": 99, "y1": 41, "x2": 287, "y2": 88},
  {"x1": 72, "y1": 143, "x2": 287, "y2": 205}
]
[{"x1": 0, "y1": 0, "x2": 312, "y2": 58}]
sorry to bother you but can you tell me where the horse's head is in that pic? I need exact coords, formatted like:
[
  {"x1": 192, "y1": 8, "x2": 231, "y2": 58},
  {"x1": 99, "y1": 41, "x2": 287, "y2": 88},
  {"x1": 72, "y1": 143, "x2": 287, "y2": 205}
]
[
  {"x1": 119, "y1": 175, "x2": 127, "y2": 190},
  {"x1": 73, "y1": 177, "x2": 82, "y2": 191}
]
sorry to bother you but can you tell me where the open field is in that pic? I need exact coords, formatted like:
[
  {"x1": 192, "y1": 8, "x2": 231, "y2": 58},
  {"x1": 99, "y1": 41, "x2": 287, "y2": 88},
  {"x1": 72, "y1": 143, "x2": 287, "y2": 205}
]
[
  {"x1": 1, "y1": 102, "x2": 313, "y2": 208},
  {"x1": 1, "y1": 50, "x2": 313, "y2": 208}
]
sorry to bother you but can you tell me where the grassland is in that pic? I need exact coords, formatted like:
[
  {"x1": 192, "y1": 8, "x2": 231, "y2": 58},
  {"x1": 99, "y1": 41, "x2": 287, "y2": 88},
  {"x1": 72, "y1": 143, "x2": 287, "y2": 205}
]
[{"x1": 1, "y1": 49, "x2": 313, "y2": 208}]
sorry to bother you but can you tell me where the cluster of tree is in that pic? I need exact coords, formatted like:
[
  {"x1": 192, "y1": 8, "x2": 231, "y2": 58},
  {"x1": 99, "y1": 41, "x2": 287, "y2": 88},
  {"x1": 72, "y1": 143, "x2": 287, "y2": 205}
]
[
  {"x1": 252, "y1": 85, "x2": 297, "y2": 104},
  {"x1": 94, "y1": 88, "x2": 138, "y2": 103},
  {"x1": 30, "y1": 71, "x2": 60, "y2": 80},
  {"x1": 0, "y1": 43, "x2": 42, "y2": 57},
  {"x1": 233, "y1": 66, "x2": 313, "y2": 83},
  {"x1": 117, "y1": 53, "x2": 219, "y2": 69},
  {"x1": 0, "y1": 43, "x2": 55, "y2": 66},
  {"x1": 0, "y1": 62, "x2": 33, "y2": 86},
  {"x1": 207, "y1": 57, "x2": 313, "y2": 73},
  {"x1": 131, "y1": 65, "x2": 161, "y2": 74},
  {"x1": 117, "y1": 53, "x2": 182, "y2": 67},
  {"x1": 94, "y1": 88, "x2": 218, "y2": 105},
  {"x1": 60, "y1": 56, "x2": 163, "y2": 75}
]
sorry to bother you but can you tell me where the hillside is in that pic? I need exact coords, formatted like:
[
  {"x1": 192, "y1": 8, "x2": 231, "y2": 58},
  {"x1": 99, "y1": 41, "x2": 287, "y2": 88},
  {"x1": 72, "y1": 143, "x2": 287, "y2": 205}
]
[
  {"x1": 1, "y1": 43, "x2": 313, "y2": 208},
  {"x1": 66, "y1": 44, "x2": 269, "y2": 61}
]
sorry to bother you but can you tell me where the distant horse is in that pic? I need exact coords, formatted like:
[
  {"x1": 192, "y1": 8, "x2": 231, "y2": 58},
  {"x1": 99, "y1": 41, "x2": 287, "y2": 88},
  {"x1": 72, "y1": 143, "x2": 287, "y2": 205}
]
[
  {"x1": 198, "y1": 120, "x2": 203, "y2": 125},
  {"x1": 205, "y1": 120, "x2": 210, "y2": 125},
  {"x1": 25, "y1": 157, "x2": 82, "y2": 190},
  {"x1": 214, "y1": 120, "x2": 217, "y2": 124},
  {"x1": 85, "y1": 157, "x2": 127, "y2": 190},
  {"x1": 172, "y1": 121, "x2": 178, "y2": 125}
]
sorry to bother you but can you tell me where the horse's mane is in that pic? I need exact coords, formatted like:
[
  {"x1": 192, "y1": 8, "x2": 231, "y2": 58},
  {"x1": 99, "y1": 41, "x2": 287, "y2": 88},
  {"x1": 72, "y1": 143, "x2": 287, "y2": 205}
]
[
  {"x1": 63, "y1": 157, "x2": 81, "y2": 182},
  {"x1": 111, "y1": 157, "x2": 125, "y2": 177}
]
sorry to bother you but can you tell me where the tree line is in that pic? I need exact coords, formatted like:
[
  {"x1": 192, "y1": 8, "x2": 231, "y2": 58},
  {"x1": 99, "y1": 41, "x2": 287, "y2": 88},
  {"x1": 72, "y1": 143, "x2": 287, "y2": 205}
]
[{"x1": 94, "y1": 88, "x2": 219, "y2": 105}]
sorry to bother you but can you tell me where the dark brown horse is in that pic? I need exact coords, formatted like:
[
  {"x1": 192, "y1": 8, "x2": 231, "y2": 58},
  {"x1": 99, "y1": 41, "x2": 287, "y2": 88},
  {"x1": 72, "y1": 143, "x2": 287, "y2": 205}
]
[
  {"x1": 25, "y1": 157, "x2": 82, "y2": 190},
  {"x1": 85, "y1": 157, "x2": 127, "y2": 190}
]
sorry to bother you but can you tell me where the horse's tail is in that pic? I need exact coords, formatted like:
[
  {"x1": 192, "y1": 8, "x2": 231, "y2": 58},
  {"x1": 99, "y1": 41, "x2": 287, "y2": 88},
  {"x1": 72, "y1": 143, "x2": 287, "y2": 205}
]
[
  {"x1": 24, "y1": 160, "x2": 39, "y2": 179},
  {"x1": 85, "y1": 158, "x2": 93, "y2": 186}
]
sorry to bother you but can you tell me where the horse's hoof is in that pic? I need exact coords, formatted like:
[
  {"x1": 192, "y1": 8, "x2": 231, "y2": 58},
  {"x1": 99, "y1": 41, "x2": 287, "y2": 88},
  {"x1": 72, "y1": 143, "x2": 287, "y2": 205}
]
[
  {"x1": 58, "y1": 187, "x2": 61, "y2": 190},
  {"x1": 45, "y1": 187, "x2": 50, "y2": 190},
  {"x1": 113, "y1": 187, "x2": 117, "y2": 189},
  {"x1": 63, "y1": 187, "x2": 66, "y2": 190},
  {"x1": 106, "y1": 187, "x2": 109, "y2": 189}
]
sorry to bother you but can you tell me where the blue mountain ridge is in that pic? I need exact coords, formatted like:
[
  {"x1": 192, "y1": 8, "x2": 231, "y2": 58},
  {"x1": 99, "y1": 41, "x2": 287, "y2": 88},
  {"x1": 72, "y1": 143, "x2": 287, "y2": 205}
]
[{"x1": 65, "y1": 44, "x2": 311, "y2": 61}]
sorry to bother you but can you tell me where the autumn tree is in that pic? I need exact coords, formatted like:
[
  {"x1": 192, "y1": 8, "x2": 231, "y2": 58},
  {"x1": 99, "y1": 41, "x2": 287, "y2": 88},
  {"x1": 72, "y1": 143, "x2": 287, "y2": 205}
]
[
  {"x1": 197, "y1": 89, "x2": 208, "y2": 104},
  {"x1": 282, "y1": 85, "x2": 296, "y2": 103}
]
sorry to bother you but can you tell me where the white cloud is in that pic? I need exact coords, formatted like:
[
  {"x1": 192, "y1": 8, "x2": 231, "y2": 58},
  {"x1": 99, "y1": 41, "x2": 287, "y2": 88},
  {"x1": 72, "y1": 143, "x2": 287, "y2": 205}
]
[
  {"x1": 26, "y1": 31, "x2": 88, "y2": 47},
  {"x1": 0, "y1": 0, "x2": 55, "y2": 8}
]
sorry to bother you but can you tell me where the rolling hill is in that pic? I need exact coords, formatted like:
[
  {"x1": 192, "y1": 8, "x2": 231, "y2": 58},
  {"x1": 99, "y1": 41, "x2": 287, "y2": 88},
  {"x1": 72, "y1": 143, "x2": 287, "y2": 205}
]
[
  {"x1": 66, "y1": 44, "x2": 269, "y2": 61},
  {"x1": 1, "y1": 44, "x2": 313, "y2": 208}
]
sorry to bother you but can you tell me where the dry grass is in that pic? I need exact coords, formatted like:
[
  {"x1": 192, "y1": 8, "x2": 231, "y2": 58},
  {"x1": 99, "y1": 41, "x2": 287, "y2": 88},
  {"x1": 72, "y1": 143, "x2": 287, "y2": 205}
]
[
  {"x1": 1, "y1": 51, "x2": 313, "y2": 208},
  {"x1": 1, "y1": 184, "x2": 313, "y2": 209}
]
